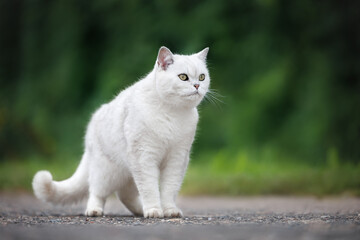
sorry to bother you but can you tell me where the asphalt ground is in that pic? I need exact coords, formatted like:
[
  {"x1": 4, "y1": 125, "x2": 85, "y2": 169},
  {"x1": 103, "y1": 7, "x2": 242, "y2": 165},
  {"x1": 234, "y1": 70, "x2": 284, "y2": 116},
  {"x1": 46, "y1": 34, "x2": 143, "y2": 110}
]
[{"x1": 1, "y1": 192, "x2": 359, "y2": 240}]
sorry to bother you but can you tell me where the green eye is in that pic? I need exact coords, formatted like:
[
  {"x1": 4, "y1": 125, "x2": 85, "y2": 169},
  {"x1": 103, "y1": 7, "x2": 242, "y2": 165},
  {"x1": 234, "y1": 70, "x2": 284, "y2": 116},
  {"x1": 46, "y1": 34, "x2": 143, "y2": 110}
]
[
  {"x1": 178, "y1": 74, "x2": 189, "y2": 81},
  {"x1": 199, "y1": 74, "x2": 205, "y2": 81}
]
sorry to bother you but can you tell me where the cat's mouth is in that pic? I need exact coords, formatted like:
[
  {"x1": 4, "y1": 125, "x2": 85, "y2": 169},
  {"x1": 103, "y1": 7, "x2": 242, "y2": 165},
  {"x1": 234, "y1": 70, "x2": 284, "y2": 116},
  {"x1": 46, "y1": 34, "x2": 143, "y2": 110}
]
[{"x1": 183, "y1": 91, "x2": 200, "y2": 97}]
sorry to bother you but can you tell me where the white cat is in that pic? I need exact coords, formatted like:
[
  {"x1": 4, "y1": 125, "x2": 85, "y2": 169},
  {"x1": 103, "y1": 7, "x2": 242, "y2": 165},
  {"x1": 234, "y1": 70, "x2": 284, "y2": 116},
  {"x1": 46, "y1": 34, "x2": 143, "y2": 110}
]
[{"x1": 32, "y1": 46, "x2": 210, "y2": 218}]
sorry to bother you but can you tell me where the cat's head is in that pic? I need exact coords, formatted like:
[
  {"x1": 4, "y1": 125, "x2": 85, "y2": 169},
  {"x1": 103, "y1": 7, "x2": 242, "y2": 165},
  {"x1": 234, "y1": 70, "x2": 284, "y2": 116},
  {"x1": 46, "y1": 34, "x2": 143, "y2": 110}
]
[{"x1": 154, "y1": 46, "x2": 210, "y2": 108}]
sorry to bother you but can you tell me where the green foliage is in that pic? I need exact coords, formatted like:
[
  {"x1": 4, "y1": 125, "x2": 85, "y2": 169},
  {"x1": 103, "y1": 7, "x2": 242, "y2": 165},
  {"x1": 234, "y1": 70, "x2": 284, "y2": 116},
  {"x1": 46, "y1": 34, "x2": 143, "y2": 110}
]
[{"x1": 0, "y1": 0, "x2": 359, "y2": 194}]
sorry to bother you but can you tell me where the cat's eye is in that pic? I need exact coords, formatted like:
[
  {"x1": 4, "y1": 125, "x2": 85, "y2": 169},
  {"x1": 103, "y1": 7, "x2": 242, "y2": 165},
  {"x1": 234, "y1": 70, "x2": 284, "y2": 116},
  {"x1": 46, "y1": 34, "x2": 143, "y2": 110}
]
[
  {"x1": 178, "y1": 74, "x2": 189, "y2": 81},
  {"x1": 199, "y1": 74, "x2": 205, "y2": 81}
]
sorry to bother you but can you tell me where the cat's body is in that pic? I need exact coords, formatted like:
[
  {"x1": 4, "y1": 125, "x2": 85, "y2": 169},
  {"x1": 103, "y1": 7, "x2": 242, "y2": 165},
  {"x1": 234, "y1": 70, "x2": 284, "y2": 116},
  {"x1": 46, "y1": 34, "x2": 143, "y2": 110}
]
[{"x1": 32, "y1": 47, "x2": 210, "y2": 218}]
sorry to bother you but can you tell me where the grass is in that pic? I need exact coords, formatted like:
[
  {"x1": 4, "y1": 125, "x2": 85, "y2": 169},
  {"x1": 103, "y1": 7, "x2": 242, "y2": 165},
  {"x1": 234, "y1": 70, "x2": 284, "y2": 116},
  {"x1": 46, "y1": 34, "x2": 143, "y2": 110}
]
[
  {"x1": 181, "y1": 149, "x2": 360, "y2": 196},
  {"x1": 0, "y1": 156, "x2": 79, "y2": 191},
  {"x1": 1, "y1": 149, "x2": 360, "y2": 196}
]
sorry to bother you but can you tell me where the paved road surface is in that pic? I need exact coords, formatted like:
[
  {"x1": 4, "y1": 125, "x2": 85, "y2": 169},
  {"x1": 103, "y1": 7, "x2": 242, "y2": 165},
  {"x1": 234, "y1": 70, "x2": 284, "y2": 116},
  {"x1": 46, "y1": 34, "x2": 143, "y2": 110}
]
[{"x1": 1, "y1": 192, "x2": 359, "y2": 239}]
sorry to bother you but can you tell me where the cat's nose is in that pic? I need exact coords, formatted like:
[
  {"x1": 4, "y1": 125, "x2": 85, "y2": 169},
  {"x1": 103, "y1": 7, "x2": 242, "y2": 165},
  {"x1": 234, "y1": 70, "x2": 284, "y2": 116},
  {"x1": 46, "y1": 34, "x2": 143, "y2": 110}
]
[{"x1": 194, "y1": 84, "x2": 199, "y2": 90}]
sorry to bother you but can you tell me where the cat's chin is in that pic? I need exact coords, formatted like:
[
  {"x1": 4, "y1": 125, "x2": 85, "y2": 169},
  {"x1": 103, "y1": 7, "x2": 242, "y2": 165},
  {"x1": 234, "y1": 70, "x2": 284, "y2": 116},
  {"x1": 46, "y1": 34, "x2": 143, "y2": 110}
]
[
  {"x1": 182, "y1": 90, "x2": 205, "y2": 98},
  {"x1": 181, "y1": 94, "x2": 204, "y2": 107},
  {"x1": 183, "y1": 93, "x2": 202, "y2": 102},
  {"x1": 183, "y1": 92, "x2": 200, "y2": 97}
]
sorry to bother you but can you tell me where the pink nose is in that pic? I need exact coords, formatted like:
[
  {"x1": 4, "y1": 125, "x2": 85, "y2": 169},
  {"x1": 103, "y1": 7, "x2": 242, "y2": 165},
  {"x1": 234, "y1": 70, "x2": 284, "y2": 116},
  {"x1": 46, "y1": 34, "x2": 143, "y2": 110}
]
[{"x1": 194, "y1": 84, "x2": 199, "y2": 89}]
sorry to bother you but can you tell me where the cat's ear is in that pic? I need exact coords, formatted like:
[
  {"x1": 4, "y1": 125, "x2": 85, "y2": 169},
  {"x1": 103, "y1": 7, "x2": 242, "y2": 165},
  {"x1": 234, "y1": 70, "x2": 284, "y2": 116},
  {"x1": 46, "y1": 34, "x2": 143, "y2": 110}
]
[
  {"x1": 157, "y1": 46, "x2": 174, "y2": 71},
  {"x1": 196, "y1": 47, "x2": 209, "y2": 61}
]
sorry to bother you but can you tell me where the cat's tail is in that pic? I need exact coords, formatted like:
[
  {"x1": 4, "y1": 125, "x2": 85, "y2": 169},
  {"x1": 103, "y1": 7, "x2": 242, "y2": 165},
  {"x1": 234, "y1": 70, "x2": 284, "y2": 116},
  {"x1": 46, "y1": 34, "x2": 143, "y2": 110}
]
[{"x1": 32, "y1": 154, "x2": 89, "y2": 205}]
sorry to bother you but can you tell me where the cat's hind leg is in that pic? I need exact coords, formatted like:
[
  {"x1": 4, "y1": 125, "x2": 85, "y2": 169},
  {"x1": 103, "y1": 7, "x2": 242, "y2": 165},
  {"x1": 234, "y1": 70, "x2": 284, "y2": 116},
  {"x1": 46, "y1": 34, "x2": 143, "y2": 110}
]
[
  {"x1": 85, "y1": 152, "x2": 119, "y2": 217},
  {"x1": 116, "y1": 177, "x2": 143, "y2": 216}
]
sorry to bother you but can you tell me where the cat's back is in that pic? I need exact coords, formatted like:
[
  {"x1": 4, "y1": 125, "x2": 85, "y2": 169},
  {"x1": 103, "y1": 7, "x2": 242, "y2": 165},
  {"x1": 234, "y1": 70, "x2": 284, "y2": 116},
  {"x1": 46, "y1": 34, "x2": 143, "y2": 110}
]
[{"x1": 85, "y1": 81, "x2": 138, "y2": 137}]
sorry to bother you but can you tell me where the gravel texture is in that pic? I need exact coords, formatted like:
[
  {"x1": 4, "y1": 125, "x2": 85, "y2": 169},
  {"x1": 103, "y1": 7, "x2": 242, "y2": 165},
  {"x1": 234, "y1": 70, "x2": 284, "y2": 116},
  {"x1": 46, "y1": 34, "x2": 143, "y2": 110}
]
[{"x1": 1, "y1": 192, "x2": 359, "y2": 239}]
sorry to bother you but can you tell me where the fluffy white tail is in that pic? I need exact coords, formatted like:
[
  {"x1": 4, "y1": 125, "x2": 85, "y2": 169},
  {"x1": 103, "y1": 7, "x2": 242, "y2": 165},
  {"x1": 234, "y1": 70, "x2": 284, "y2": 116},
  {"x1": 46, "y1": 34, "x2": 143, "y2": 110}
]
[{"x1": 32, "y1": 155, "x2": 88, "y2": 205}]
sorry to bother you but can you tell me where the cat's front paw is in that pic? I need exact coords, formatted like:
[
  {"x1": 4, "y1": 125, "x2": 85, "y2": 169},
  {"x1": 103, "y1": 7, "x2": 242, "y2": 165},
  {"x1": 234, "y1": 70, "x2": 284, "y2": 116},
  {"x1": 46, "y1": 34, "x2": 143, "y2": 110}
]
[
  {"x1": 163, "y1": 207, "x2": 183, "y2": 218},
  {"x1": 143, "y1": 207, "x2": 164, "y2": 218},
  {"x1": 85, "y1": 207, "x2": 103, "y2": 217}
]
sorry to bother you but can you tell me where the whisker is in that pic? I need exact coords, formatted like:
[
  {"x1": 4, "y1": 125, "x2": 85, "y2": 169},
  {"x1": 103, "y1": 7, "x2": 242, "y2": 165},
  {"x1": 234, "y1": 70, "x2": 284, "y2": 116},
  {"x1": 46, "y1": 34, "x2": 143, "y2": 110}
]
[
  {"x1": 208, "y1": 89, "x2": 225, "y2": 101},
  {"x1": 208, "y1": 89, "x2": 225, "y2": 99},
  {"x1": 205, "y1": 94, "x2": 216, "y2": 104},
  {"x1": 207, "y1": 93, "x2": 224, "y2": 104},
  {"x1": 203, "y1": 89, "x2": 225, "y2": 109}
]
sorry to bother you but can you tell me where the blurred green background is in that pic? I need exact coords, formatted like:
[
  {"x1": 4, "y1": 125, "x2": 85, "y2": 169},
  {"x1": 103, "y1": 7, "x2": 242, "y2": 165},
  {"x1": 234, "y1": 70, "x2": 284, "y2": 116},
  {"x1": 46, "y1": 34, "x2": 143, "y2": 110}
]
[{"x1": 1, "y1": 0, "x2": 359, "y2": 195}]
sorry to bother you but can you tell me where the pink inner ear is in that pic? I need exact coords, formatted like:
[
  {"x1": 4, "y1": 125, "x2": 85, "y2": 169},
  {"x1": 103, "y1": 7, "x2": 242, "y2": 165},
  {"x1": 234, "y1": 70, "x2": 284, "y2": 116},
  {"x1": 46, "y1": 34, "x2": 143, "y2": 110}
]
[{"x1": 157, "y1": 47, "x2": 174, "y2": 70}]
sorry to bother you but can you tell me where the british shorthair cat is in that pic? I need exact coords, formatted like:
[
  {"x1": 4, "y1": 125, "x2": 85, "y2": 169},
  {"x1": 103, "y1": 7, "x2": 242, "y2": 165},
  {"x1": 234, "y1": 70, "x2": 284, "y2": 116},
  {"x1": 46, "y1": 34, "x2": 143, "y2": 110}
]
[{"x1": 33, "y1": 46, "x2": 210, "y2": 218}]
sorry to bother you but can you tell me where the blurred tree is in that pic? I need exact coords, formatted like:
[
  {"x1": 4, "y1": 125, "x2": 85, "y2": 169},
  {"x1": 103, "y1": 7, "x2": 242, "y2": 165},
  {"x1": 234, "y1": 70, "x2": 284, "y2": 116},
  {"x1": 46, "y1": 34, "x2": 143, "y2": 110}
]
[{"x1": 0, "y1": 0, "x2": 359, "y2": 164}]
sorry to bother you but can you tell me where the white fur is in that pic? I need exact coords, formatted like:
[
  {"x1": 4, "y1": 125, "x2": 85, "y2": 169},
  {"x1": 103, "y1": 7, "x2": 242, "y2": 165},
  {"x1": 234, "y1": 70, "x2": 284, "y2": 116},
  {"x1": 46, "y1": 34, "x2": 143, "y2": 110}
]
[{"x1": 32, "y1": 46, "x2": 210, "y2": 218}]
